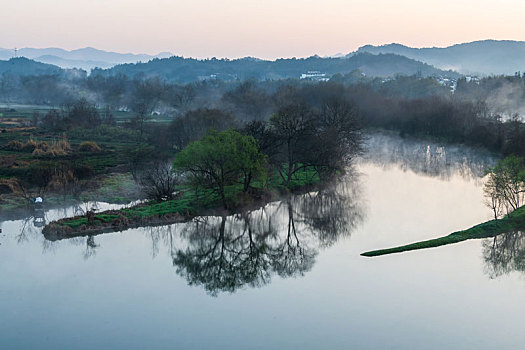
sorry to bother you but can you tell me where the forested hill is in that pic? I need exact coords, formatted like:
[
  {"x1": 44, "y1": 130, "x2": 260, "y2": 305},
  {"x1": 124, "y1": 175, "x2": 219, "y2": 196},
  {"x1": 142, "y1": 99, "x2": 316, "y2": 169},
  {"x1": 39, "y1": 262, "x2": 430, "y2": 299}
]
[
  {"x1": 0, "y1": 57, "x2": 63, "y2": 76},
  {"x1": 356, "y1": 40, "x2": 525, "y2": 76},
  {"x1": 93, "y1": 52, "x2": 459, "y2": 83},
  {"x1": 0, "y1": 57, "x2": 85, "y2": 78}
]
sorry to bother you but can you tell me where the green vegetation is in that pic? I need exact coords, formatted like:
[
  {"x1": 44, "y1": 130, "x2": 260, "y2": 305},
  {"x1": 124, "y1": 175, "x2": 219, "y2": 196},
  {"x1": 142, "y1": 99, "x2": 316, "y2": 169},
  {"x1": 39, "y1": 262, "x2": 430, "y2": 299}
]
[
  {"x1": 363, "y1": 155, "x2": 525, "y2": 257},
  {"x1": 173, "y1": 129, "x2": 267, "y2": 207},
  {"x1": 361, "y1": 205, "x2": 525, "y2": 257},
  {"x1": 39, "y1": 84, "x2": 364, "y2": 236},
  {"x1": 43, "y1": 165, "x2": 320, "y2": 238},
  {"x1": 484, "y1": 155, "x2": 525, "y2": 219},
  {"x1": 0, "y1": 105, "x2": 144, "y2": 212},
  {"x1": 43, "y1": 128, "x2": 325, "y2": 237}
]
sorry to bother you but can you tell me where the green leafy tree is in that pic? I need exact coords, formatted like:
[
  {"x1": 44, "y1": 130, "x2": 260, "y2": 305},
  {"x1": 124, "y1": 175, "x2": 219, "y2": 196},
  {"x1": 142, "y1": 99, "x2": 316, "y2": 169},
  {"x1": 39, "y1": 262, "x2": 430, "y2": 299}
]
[
  {"x1": 173, "y1": 129, "x2": 267, "y2": 208},
  {"x1": 484, "y1": 155, "x2": 525, "y2": 218}
]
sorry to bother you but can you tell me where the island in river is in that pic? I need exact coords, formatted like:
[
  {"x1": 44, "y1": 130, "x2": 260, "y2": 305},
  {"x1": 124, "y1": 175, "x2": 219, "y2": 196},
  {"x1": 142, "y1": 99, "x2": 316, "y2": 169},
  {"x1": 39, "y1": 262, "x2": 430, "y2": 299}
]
[{"x1": 42, "y1": 166, "x2": 324, "y2": 241}]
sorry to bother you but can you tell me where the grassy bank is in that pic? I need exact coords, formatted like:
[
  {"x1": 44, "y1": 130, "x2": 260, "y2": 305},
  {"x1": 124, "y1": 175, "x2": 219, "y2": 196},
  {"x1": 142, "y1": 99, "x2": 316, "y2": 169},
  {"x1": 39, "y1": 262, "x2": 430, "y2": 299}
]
[
  {"x1": 361, "y1": 206, "x2": 525, "y2": 257},
  {"x1": 43, "y1": 168, "x2": 321, "y2": 240}
]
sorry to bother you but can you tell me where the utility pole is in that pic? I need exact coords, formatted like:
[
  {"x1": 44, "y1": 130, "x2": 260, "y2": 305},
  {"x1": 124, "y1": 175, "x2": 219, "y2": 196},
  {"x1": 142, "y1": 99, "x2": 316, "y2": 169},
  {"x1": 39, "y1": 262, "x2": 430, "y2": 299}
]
[{"x1": 14, "y1": 47, "x2": 18, "y2": 58}]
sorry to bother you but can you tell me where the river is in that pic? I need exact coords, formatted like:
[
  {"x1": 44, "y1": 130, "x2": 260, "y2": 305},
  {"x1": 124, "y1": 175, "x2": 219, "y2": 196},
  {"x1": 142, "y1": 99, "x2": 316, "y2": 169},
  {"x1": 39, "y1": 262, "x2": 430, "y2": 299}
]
[{"x1": 1, "y1": 133, "x2": 522, "y2": 349}]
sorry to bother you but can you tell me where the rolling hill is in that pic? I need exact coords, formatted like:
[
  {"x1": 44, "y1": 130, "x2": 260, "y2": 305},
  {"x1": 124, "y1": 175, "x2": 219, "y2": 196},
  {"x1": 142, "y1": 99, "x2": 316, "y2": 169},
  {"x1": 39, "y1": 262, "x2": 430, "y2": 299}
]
[
  {"x1": 356, "y1": 40, "x2": 525, "y2": 75},
  {"x1": 94, "y1": 52, "x2": 459, "y2": 83}
]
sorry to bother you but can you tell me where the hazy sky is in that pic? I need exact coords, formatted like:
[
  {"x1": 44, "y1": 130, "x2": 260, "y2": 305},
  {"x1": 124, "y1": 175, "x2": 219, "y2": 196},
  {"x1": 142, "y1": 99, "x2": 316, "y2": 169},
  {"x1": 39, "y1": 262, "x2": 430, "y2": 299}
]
[{"x1": 2, "y1": 0, "x2": 525, "y2": 58}]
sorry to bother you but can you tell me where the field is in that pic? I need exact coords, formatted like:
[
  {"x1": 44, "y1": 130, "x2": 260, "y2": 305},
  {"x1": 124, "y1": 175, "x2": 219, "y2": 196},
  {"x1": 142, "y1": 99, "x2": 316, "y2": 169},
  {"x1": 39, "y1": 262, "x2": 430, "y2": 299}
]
[{"x1": 0, "y1": 105, "x2": 151, "y2": 210}]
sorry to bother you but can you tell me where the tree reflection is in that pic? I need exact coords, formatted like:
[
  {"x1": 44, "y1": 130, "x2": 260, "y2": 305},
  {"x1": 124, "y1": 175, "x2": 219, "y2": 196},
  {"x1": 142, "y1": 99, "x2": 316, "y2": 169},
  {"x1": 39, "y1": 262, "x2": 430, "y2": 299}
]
[
  {"x1": 15, "y1": 208, "x2": 48, "y2": 244},
  {"x1": 483, "y1": 231, "x2": 525, "y2": 278},
  {"x1": 172, "y1": 176, "x2": 364, "y2": 295},
  {"x1": 83, "y1": 235, "x2": 99, "y2": 260}
]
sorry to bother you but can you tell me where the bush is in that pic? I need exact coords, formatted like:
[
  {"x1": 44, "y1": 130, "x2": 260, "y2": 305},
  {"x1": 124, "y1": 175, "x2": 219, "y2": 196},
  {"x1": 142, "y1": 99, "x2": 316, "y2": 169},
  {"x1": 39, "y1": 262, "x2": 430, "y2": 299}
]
[
  {"x1": 73, "y1": 164, "x2": 94, "y2": 179},
  {"x1": 57, "y1": 138, "x2": 72, "y2": 153},
  {"x1": 78, "y1": 141, "x2": 102, "y2": 153},
  {"x1": 32, "y1": 138, "x2": 72, "y2": 157},
  {"x1": 138, "y1": 162, "x2": 178, "y2": 201},
  {"x1": 21, "y1": 139, "x2": 37, "y2": 152},
  {"x1": 6, "y1": 140, "x2": 23, "y2": 151},
  {"x1": 32, "y1": 148, "x2": 48, "y2": 156},
  {"x1": 35, "y1": 141, "x2": 49, "y2": 152}
]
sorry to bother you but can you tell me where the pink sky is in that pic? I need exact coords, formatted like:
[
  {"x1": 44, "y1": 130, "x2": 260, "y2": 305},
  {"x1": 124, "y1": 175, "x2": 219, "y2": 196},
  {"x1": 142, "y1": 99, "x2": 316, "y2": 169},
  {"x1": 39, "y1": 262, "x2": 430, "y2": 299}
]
[{"x1": 2, "y1": 0, "x2": 525, "y2": 59}]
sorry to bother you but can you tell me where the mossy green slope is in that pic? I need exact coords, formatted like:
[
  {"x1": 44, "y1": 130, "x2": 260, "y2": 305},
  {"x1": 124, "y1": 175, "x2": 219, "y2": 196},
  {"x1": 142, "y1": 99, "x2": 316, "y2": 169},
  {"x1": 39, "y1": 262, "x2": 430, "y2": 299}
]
[{"x1": 361, "y1": 206, "x2": 525, "y2": 257}]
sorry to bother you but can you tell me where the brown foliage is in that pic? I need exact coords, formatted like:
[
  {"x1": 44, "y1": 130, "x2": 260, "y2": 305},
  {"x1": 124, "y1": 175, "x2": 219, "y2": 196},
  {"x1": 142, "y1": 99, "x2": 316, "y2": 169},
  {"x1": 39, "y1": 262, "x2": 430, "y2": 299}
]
[
  {"x1": 6, "y1": 140, "x2": 23, "y2": 150},
  {"x1": 21, "y1": 139, "x2": 37, "y2": 152},
  {"x1": 78, "y1": 141, "x2": 102, "y2": 152},
  {"x1": 31, "y1": 137, "x2": 72, "y2": 156}
]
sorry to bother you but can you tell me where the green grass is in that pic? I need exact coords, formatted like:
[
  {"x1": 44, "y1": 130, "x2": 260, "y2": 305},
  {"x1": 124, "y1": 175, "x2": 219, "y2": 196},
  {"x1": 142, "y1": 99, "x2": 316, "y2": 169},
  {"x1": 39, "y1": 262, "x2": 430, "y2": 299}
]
[
  {"x1": 61, "y1": 218, "x2": 88, "y2": 228},
  {"x1": 46, "y1": 166, "x2": 324, "y2": 233},
  {"x1": 361, "y1": 206, "x2": 525, "y2": 257},
  {"x1": 264, "y1": 166, "x2": 321, "y2": 192}
]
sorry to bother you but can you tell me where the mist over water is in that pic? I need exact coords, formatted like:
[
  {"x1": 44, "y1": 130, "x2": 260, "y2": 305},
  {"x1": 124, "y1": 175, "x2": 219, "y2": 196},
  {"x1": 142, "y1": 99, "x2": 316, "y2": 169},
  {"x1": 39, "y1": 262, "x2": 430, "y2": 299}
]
[
  {"x1": 362, "y1": 131, "x2": 495, "y2": 180},
  {"x1": 3, "y1": 134, "x2": 522, "y2": 350}
]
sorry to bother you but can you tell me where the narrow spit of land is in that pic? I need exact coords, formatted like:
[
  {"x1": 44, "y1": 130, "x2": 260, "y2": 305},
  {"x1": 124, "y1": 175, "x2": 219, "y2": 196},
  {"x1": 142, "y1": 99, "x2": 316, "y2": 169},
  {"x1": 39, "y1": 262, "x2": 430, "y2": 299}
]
[
  {"x1": 42, "y1": 169, "x2": 322, "y2": 241},
  {"x1": 361, "y1": 206, "x2": 525, "y2": 257}
]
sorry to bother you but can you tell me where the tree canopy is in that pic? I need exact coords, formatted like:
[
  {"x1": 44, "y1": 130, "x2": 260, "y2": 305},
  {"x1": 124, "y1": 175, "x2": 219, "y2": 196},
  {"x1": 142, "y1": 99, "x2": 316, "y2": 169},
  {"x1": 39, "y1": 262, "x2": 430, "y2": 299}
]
[
  {"x1": 173, "y1": 129, "x2": 267, "y2": 208},
  {"x1": 484, "y1": 155, "x2": 525, "y2": 218}
]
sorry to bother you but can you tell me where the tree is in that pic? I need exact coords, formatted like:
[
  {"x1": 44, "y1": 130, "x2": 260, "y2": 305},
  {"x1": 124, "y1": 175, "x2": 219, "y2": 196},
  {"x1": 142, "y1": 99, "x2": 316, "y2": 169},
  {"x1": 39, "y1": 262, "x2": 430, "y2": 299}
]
[
  {"x1": 484, "y1": 155, "x2": 525, "y2": 218},
  {"x1": 41, "y1": 109, "x2": 65, "y2": 131},
  {"x1": 130, "y1": 77, "x2": 165, "y2": 138},
  {"x1": 168, "y1": 108, "x2": 236, "y2": 151},
  {"x1": 222, "y1": 81, "x2": 272, "y2": 120},
  {"x1": 138, "y1": 161, "x2": 179, "y2": 201},
  {"x1": 310, "y1": 98, "x2": 363, "y2": 177},
  {"x1": 173, "y1": 129, "x2": 267, "y2": 208},
  {"x1": 269, "y1": 103, "x2": 316, "y2": 186},
  {"x1": 65, "y1": 98, "x2": 101, "y2": 129}
]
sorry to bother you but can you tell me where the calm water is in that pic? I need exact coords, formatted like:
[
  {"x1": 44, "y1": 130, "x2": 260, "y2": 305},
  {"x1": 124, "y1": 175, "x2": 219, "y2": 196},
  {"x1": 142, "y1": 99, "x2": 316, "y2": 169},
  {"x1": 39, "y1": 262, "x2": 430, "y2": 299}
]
[{"x1": 1, "y1": 134, "x2": 523, "y2": 350}]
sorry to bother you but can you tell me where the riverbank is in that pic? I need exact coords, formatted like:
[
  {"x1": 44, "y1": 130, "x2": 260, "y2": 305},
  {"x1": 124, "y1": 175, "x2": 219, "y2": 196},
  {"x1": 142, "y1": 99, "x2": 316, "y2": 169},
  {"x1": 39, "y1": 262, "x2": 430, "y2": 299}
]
[
  {"x1": 42, "y1": 168, "x2": 323, "y2": 241},
  {"x1": 0, "y1": 173, "x2": 140, "y2": 220},
  {"x1": 362, "y1": 206, "x2": 525, "y2": 257}
]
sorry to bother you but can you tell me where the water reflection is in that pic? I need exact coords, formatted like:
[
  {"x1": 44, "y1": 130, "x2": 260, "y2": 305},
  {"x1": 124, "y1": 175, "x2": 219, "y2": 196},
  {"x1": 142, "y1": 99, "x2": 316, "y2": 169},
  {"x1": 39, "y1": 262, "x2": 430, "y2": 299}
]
[
  {"x1": 364, "y1": 132, "x2": 495, "y2": 180},
  {"x1": 166, "y1": 176, "x2": 363, "y2": 295},
  {"x1": 483, "y1": 231, "x2": 525, "y2": 278},
  {"x1": 14, "y1": 209, "x2": 48, "y2": 244},
  {"x1": 0, "y1": 133, "x2": 502, "y2": 292},
  {"x1": 33, "y1": 207, "x2": 46, "y2": 227}
]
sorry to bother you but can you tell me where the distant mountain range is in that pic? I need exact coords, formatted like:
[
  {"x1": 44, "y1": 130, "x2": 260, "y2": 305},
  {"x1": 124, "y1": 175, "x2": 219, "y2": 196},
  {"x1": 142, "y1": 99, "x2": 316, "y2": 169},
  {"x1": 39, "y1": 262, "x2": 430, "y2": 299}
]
[
  {"x1": 0, "y1": 47, "x2": 172, "y2": 71},
  {"x1": 355, "y1": 40, "x2": 525, "y2": 75},
  {"x1": 94, "y1": 53, "x2": 458, "y2": 83},
  {"x1": 0, "y1": 53, "x2": 458, "y2": 83},
  {"x1": 2, "y1": 40, "x2": 525, "y2": 77}
]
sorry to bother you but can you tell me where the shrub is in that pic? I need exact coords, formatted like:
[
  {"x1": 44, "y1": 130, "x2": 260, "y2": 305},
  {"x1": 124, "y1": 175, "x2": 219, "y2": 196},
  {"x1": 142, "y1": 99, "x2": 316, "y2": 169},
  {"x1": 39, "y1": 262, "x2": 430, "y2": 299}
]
[
  {"x1": 32, "y1": 138, "x2": 71, "y2": 157},
  {"x1": 6, "y1": 140, "x2": 23, "y2": 151},
  {"x1": 57, "y1": 138, "x2": 72, "y2": 153},
  {"x1": 21, "y1": 139, "x2": 37, "y2": 152},
  {"x1": 35, "y1": 141, "x2": 49, "y2": 152},
  {"x1": 0, "y1": 178, "x2": 22, "y2": 195},
  {"x1": 32, "y1": 148, "x2": 47, "y2": 156},
  {"x1": 78, "y1": 141, "x2": 102, "y2": 153},
  {"x1": 73, "y1": 164, "x2": 94, "y2": 179}
]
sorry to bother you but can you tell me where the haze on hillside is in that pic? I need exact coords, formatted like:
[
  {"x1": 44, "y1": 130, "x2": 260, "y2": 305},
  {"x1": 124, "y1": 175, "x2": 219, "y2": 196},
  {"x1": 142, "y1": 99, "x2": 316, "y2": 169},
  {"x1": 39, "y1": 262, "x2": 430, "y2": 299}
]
[
  {"x1": 357, "y1": 40, "x2": 525, "y2": 76},
  {"x1": 4, "y1": 40, "x2": 525, "y2": 77}
]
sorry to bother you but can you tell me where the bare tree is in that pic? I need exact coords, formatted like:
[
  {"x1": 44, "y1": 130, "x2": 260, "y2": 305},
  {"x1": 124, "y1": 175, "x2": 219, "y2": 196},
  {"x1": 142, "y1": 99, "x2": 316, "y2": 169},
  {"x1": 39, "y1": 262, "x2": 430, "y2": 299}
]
[{"x1": 138, "y1": 162, "x2": 179, "y2": 201}]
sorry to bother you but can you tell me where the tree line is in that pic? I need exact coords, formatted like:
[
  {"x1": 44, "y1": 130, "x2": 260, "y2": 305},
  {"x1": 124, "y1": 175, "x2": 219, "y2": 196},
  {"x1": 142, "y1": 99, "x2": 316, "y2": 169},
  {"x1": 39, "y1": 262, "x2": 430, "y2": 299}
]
[{"x1": 9, "y1": 70, "x2": 525, "y2": 206}]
